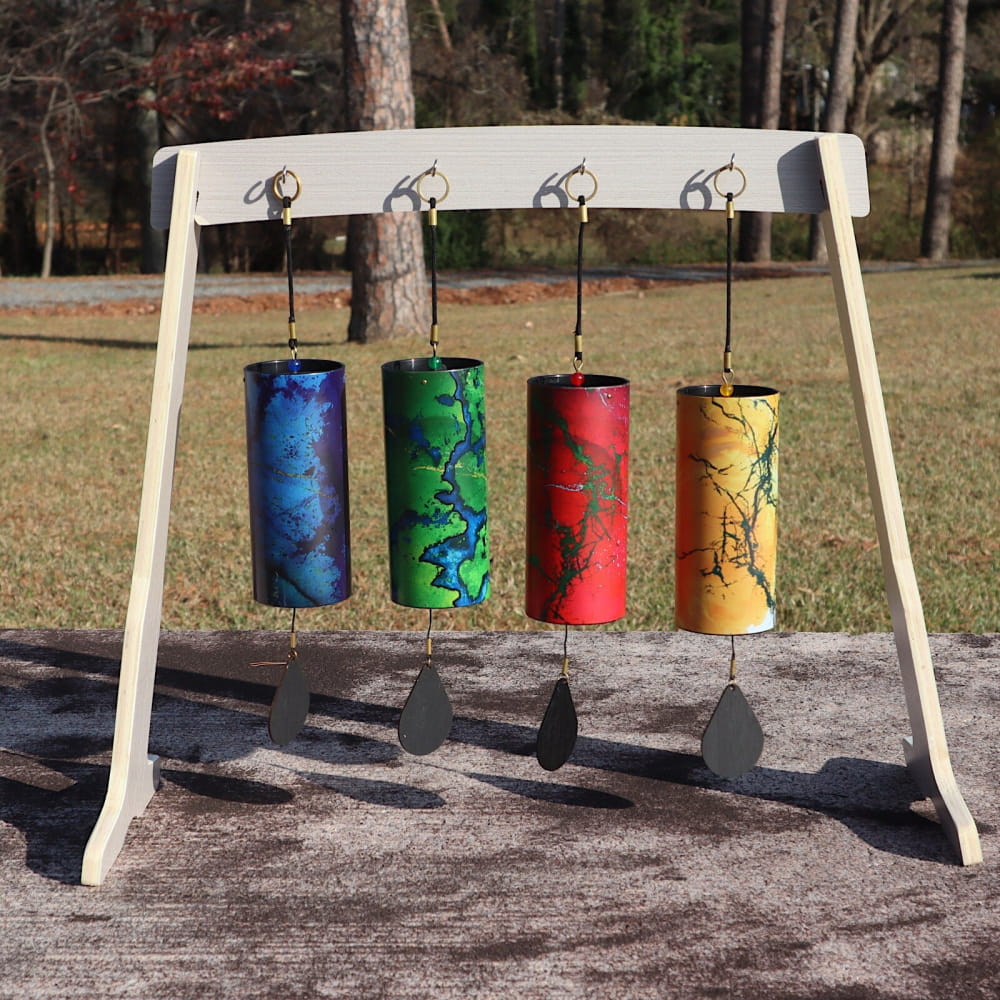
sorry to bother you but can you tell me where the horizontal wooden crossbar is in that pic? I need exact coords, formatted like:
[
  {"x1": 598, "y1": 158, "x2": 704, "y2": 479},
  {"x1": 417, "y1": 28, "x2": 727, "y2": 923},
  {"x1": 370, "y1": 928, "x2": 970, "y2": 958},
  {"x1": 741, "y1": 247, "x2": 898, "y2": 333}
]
[{"x1": 151, "y1": 125, "x2": 869, "y2": 228}]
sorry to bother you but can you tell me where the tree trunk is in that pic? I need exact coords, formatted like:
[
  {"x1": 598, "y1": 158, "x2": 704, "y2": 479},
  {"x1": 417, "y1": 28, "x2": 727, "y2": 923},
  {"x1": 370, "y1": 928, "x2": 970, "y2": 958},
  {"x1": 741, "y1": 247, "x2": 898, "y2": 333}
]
[
  {"x1": 40, "y1": 88, "x2": 58, "y2": 279},
  {"x1": 343, "y1": 0, "x2": 428, "y2": 344},
  {"x1": 427, "y1": 0, "x2": 452, "y2": 52},
  {"x1": 738, "y1": 0, "x2": 764, "y2": 262},
  {"x1": 760, "y1": 0, "x2": 788, "y2": 129},
  {"x1": 552, "y1": 0, "x2": 565, "y2": 112},
  {"x1": 825, "y1": 0, "x2": 859, "y2": 130},
  {"x1": 920, "y1": 0, "x2": 968, "y2": 261},
  {"x1": 2, "y1": 164, "x2": 40, "y2": 275},
  {"x1": 137, "y1": 6, "x2": 165, "y2": 274},
  {"x1": 846, "y1": 0, "x2": 923, "y2": 141},
  {"x1": 847, "y1": 61, "x2": 876, "y2": 139},
  {"x1": 739, "y1": 0, "x2": 765, "y2": 131},
  {"x1": 846, "y1": 0, "x2": 888, "y2": 139},
  {"x1": 810, "y1": 0, "x2": 860, "y2": 262},
  {"x1": 739, "y1": 0, "x2": 786, "y2": 263},
  {"x1": 137, "y1": 97, "x2": 166, "y2": 273}
]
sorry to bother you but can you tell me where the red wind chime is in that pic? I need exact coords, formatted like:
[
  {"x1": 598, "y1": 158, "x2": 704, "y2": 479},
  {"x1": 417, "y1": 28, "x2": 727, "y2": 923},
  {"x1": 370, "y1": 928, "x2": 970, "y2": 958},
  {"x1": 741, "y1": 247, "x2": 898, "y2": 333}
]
[{"x1": 525, "y1": 165, "x2": 630, "y2": 771}]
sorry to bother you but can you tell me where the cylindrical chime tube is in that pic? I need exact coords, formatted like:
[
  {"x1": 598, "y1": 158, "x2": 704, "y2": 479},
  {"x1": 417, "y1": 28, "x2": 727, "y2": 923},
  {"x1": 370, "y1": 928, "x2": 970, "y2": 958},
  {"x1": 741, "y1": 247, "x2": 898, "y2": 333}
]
[
  {"x1": 244, "y1": 359, "x2": 350, "y2": 608},
  {"x1": 382, "y1": 357, "x2": 490, "y2": 609},
  {"x1": 526, "y1": 374, "x2": 630, "y2": 625},
  {"x1": 675, "y1": 384, "x2": 779, "y2": 634}
]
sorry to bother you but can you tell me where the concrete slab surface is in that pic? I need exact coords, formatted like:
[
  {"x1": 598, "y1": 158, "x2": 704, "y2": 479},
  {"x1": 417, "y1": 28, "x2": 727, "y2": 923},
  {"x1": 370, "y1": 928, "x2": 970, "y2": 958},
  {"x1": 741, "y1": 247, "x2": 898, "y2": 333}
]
[{"x1": 1, "y1": 628, "x2": 998, "y2": 999}]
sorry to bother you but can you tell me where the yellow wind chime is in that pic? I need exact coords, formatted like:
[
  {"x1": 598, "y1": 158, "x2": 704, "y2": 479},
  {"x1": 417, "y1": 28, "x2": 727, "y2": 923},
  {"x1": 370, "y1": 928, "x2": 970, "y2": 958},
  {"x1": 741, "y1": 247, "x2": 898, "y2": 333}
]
[{"x1": 675, "y1": 161, "x2": 779, "y2": 778}]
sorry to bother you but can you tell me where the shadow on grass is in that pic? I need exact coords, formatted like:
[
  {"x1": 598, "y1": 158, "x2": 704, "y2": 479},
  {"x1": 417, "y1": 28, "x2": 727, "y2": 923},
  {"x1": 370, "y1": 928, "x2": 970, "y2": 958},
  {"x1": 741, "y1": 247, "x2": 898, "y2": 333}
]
[{"x1": 0, "y1": 331, "x2": 248, "y2": 351}]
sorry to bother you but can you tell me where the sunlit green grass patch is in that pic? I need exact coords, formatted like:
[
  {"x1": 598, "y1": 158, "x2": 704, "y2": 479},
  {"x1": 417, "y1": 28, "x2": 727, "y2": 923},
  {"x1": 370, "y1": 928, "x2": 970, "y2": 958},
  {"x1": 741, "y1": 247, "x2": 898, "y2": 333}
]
[{"x1": 1, "y1": 266, "x2": 997, "y2": 634}]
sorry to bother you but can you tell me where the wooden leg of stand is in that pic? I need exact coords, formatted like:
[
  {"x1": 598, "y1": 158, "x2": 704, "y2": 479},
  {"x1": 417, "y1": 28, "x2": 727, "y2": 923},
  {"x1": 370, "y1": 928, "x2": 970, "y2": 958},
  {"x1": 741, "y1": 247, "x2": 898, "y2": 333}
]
[
  {"x1": 817, "y1": 134, "x2": 981, "y2": 865},
  {"x1": 81, "y1": 150, "x2": 202, "y2": 885}
]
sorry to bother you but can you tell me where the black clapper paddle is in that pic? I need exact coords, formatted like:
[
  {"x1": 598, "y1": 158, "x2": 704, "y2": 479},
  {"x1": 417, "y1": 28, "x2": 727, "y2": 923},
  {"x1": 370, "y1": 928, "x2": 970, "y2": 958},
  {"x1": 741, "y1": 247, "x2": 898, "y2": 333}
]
[
  {"x1": 269, "y1": 657, "x2": 310, "y2": 747},
  {"x1": 700, "y1": 639, "x2": 763, "y2": 778},
  {"x1": 398, "y1": 612, "x2": 453, "y2": 756},
  {"x1": 267, "y1": 611, "x2": 310, "y2": 747},
  {"x1": 536, "y1": 626, "x2": 579, "y2": 771}
]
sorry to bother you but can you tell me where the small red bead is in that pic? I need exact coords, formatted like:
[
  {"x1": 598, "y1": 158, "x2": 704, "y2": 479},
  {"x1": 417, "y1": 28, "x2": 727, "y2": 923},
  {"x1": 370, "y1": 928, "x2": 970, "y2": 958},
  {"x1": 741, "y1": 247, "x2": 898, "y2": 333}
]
[{"x1": 570, "y1": 371, "x2": 585, "y2": 386}]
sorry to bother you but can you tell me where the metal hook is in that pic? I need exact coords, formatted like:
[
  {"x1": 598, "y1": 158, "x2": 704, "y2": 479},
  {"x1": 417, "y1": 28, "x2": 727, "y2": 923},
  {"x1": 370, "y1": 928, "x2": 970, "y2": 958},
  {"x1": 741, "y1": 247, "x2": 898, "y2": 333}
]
[
  {"x1": 271, "y1": 168, "x2": 302, "y2": 203},
  {"x1": 564, "y1": 165, "x2": 599, "y2": 204},
  {"x1": 416, "y1": 165, "x2": 450, "y2": 205},
  {"x1": 712, "y1": 161, "x2": 746, "y2": 200}
]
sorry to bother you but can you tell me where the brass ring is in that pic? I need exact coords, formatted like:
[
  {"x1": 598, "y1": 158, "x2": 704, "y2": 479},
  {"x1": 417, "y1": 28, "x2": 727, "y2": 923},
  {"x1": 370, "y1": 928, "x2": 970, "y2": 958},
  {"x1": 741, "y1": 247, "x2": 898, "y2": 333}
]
[
  {"x1": 271, "y1": 169, "x2": 302, "y2": 202},
  {"x1": 713, "y1": 163, "x2": 747, "y2": 200},
  {"x1": 565, "y1": 166, "x2": 599, "y2": 203},
  {"x1": 416, "y1": 167, "x2": 450, "y2": 205}
]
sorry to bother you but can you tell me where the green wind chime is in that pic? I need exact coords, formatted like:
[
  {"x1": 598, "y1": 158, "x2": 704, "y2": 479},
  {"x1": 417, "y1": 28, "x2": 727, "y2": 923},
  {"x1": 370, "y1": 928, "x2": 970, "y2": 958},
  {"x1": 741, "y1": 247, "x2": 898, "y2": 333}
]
[{"x1": 381, "y1": 165, "x2": 491, "y2": 755}]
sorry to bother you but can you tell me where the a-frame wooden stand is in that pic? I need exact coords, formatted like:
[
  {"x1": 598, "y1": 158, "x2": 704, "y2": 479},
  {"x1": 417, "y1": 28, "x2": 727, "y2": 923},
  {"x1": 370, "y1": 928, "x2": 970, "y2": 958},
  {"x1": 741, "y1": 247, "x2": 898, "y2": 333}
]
[{"x1": 81, "y1": 126, "x2": 981, "y2": 885}]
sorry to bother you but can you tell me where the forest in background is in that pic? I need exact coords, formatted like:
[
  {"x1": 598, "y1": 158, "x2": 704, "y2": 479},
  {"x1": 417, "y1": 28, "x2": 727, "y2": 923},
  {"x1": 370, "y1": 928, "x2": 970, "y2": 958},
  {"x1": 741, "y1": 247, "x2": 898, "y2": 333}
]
[{"x1": 2, "y1": 0, "x2": 999, "y2": 278}]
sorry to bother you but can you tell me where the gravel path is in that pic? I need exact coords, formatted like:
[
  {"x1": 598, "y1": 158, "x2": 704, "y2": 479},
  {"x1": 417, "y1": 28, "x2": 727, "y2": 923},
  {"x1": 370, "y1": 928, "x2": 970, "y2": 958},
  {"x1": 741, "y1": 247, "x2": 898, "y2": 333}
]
[
  {"x1": 0, "y1": 273, "x2": 343, "y2": 311},
  {"x1": 0, "y1": 266, "x2": 799, "y2": 312},
  {"x1": 2, "y1": 260, "x2": 987, "y2": 313}
]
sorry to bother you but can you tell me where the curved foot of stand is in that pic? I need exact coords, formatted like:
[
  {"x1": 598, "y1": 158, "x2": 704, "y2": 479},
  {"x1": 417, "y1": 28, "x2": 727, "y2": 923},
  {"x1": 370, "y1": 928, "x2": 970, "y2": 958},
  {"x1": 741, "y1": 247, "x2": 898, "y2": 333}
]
[
  {"x1": 902, "y1": 737, "x2": 982, "y2": 866},
  {"x1": 81, "y1": 755, "x2": 161, "y2": 886}
]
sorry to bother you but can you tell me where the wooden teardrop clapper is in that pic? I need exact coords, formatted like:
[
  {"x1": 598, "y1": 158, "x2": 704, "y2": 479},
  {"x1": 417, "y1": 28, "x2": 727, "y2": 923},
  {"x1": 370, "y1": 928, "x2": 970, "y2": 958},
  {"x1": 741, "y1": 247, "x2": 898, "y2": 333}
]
[
  {"x1": 268, "y1": 658, "x2": 310, "y2": 747},
  {"x1": 537, "y1": 676, "x2": 578, "y2": 772},
  {"x1": 700, "y1": 682, "x2": 763, "y2": 778},
  {"x1": 398, "y1": 662, "x2": 454, "y2": 756}
]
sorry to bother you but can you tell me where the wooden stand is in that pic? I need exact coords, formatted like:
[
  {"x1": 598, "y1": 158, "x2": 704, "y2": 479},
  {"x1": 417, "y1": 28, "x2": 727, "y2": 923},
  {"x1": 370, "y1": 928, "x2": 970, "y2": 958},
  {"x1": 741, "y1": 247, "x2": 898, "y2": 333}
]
[{"x1": 81, "y1": 126, "x2": 981, "y2": 885}]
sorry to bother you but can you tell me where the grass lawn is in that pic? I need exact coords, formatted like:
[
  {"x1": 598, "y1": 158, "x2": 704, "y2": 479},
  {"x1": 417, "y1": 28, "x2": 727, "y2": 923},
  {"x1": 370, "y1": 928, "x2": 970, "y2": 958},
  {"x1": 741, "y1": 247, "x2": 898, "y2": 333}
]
[{"x1": 1, "y1": 265, "x2": 997, "y2": 635}]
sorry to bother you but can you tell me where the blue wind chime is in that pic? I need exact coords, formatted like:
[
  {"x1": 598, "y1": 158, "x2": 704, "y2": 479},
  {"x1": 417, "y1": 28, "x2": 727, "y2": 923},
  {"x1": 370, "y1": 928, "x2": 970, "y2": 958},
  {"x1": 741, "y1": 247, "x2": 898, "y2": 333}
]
[{"x1": 244, "y1": 169, "x2": 351, "y2": 745}]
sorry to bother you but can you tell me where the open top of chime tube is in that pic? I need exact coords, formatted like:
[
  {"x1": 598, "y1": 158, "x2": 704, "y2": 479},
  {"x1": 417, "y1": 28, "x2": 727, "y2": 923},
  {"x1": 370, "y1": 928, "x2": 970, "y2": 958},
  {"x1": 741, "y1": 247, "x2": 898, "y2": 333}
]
[
  {"x1": 246, "y1": 359, "x2": 339, "y2": 376},
  {"x1": 244, "y1": 359, "x2": 350, "y2": 608},
  {"x1": 675, "y1": 383, "x2": 779, "y2": 635},
  {"x1": 525, "y1": 373, "x2": 630, "y2": 625},
  {"x1": 676, "y1": 383, "x2": 778, "y2": 399},
  {"x1": 529, "y1": 373, "x2": 628, "y2": 390},
  {"x1": 384, "y1": 356, "x2": 481, "y2": 375},
  {"x1": 382, "y1": 357, "x2": 490, "y2": 609}
]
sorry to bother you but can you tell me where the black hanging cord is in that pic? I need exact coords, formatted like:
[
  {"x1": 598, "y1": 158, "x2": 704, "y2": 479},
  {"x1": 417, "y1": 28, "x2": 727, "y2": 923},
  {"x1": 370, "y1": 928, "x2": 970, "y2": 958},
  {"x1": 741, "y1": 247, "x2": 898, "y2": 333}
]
[
  {"x1": 574, "y1": 195, "x2": 586, "y2": 370},
  {"x1": 563, "y1": 163, "x2": 595, "y2": 377},
  {"x1": 425, "y1": 607, "x2": 434, "y2": 667},
  {"x1": 429, "y1": 196, "x2": 439, "y2": 354},
  {"x1": 418, "y1": 166, "x2": 448, "y2": 362},
  {"x1": 288, "y1": 606, "x2": 298, "y2": 663},
  {"x1": 724, "y1": 192, "x2": 734, "y2": 366},
  {"x1": 712, "y1": 159, "x2": 745, "y2": 393},
  {"x1": 271, "y1": 168, "x2": 302, "y2": 362},
  {"x1": 718, "y1": 188, "x2": 736, "y2": 397},
  {"x1": 282, "y1": 194, "x2": 298, "y2": 361}
]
